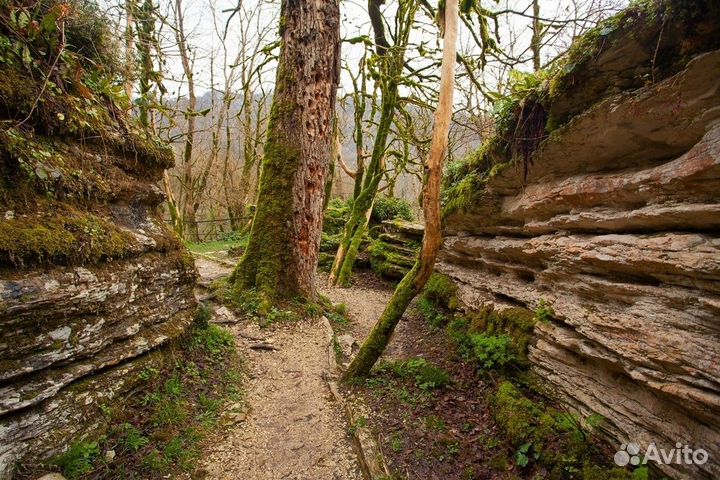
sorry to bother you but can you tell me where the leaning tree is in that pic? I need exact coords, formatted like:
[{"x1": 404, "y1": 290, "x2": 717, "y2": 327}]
[
  {"x1": 343, "y1": 0, "x2": 459, "y2": 380},
  {"x1": 231, "y1": 0, "x2": 341, "y2": 305}
]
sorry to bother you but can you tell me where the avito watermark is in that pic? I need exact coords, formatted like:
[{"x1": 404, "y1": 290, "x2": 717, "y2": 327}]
[{"x1": 614, "y1": 442, "x2": 709, "y2": 467}]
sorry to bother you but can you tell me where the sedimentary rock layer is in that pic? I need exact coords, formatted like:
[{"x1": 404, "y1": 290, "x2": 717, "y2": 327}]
[{"x1": 439, "y1": 49, "x2": 720, "y2": 479}]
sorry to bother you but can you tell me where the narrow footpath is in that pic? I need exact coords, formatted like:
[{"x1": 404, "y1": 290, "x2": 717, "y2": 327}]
[{"x1": 193, "y1": 258, "x2": 362, "y2": 480}]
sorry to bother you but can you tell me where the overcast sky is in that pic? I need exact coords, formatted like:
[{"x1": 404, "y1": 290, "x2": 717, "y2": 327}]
[{"x1": 100, "y1": 0, "x2": 626, "y2": 105}]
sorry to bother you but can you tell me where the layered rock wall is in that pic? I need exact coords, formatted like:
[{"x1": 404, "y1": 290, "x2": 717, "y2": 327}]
[
  {"x1": 439, "y1": 31, "x2": 720, "y2": 480},
  {"x1": 0, "y1": 9, "x2": 197, "y2": 475}
]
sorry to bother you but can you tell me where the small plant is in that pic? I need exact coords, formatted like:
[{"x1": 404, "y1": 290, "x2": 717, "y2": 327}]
[
  {"x1": 53, "y1": 441, "x2": 100, "y2": 479},
  {"x1": 417, "y1": 297, "x2": 447, "y2": 329},
  {"x1": 138, "y1": 365, "x2": 160, "y2": 381},
  {"x1": 469, "y1": 333, "x2": 518, "y2": 370},
  {"x1": 515, "y1": 442, "x2": 538, "y2": 467},
  {"x1": 194, "y1": 303, "x2": 213, "y2": 328},
  {"x1": 98, "y1": 403, "x2": 112, "y2": 417},
  {"x1": 334, "y1": 303, "x2": 348, "y2": 315},
  {"x1": 423, "y1": 415, "x2": 447, "y2": 432},
  {"x1": 152, "y1": 399, "x2": 188, "y2": 427},
  {"x1": 390, "y1": 433, "x2": 404, "y2": 452},
  {"x1": 119, "y1": 423, "x2": 149, "y2": 452},
  {"x1": 326, "y1": 310, "x2": 349, "y2": 325},
  {"x1": 192, "y1": 324, "x2": 234, "y2": 357},
  {"x1": 349, "y1": 415, "x2": 367, "y2": 435},
  {"x1": 164, "y1": 375, "x2": 183, "y2": 398},
  {"x1": 535, "y1": 299, "x2": 555, "y2": 322},
  {"x1": 371, "y1": 196, "x2": 414, "y2": 222}
]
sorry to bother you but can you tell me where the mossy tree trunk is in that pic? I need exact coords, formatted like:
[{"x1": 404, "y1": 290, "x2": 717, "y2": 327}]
[
  {"x1": 173, "y1": 0, "x2": 200, "y2": 243},
  {"x1": 531, "y1": 0, "x2": 541, "y2": 72},
  {"x1": 343, "y1": 0, "x2": 458, "y2": 380},
  {"x1": 232, "y1": 0, "x2": 340, "y2": 304},
  {"x1": 328, "y1": 0, "x2": 417, "y2": 287}
]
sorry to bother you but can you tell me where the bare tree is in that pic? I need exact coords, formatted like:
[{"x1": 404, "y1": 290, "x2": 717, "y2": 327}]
[{"x1": 344, "y1": 0, "x2": 459, "y2": 380}]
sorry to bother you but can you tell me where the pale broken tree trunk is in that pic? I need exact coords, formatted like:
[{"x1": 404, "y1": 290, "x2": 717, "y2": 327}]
[
  {"x1": 343, "y1": 0, "x2": 458, "y2": 380},
  {"x1": 232, "y1": 0, "x2": 340, "y2": 304}
]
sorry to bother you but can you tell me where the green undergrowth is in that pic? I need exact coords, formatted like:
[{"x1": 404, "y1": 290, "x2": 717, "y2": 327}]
[
  {"x1": 371, "y1": 196, "x2": 414, "y2": 223},
  {"x1": 212, "y1": 277, "x2": 350, "y2": 328},
  {"x1": 185, "y1": 230, "x2": 249, "y2": 255},
  {"x1": 363, "y1": 357, "x2": 453, "y2": 409},
  {"x1": 414, "y1": 273, "x2": 647, "y2": 478},
  {"x1": 37, "y1": 307, "x2": 244, "y2": 480}
]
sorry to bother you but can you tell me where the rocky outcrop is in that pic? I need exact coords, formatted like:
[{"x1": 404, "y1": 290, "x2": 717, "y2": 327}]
[
  {"x1": 438, "y1": 11, "x2": 720, "y2": 480},
  {"x1": 369, "y1": 220, "x2": 422, "y2": 279},
  {"x1": 0, "y1": 6, "x2": 197, "y2": 476}
]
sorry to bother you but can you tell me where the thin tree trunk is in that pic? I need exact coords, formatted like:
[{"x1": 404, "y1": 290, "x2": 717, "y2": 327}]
[
  {"x1": 124, "y1": 0, "x2": 135, "y2": 103},
  {"x1": 531, "y1": 0, "x2": 541, "y2": 72},
  {"x1": 174, "y1": 0, "x2": 198, "y2": 242},
  {"x1": 343, "y1": 0, "x2": 458, "y2": 380},
  {"x1": 233, "y1": 0, "x2": 340, "y2": 304},
  {"x1": 163, "y1": 170, "x2": 182, "y2": 235},
  {"x1": 328, "y1": 0, "x2": 416, "y2": 287},
  {"x1": 324, "y1": 117, "x2": 340, "y2": 210}
]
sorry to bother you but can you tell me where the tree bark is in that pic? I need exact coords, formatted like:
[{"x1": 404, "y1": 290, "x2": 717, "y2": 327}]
[
  {"x1": 342, "y1": 0, "x2": 458, "y2": 380},
  {"x1": 233, "y1": 0, "x2": 340, "y2": 303},
  {"x1": 531, "y1": 0, "x2": 541, "y2": 72}
]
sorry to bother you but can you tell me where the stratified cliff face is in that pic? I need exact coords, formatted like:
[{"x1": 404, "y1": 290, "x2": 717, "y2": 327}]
[
  {"x1": 0, "y1": 4, "x2": 197, "y2": 476},
  {"x1": 438, "y1": 3, "x2": 720, "y2": 479}
]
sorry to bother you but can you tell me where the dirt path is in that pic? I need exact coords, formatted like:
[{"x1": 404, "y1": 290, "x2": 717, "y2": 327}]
[
  {"x1": 193, "y1": 256, "x2": 362, "y2": 480},
  {"x1": 317, "y1": 271, "x2": 417, "y2": 360}
]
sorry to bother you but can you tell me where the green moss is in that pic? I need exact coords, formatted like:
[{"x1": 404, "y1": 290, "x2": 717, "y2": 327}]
[
  {"x1": 375, "y1": 358, "x2": 451, "y2": 391},
  {"x1": 422, "y1": 273, "x2": 458, "y2": 309},
  {"x1": 368, "y1": 238, "x2": 418, "y2": 279},
  {"x1": 0, "y1": 208, "x2": 137, "y2": 267},
  {"x1": 492, "y1": 381, "x2": 554, "y2": 446}
]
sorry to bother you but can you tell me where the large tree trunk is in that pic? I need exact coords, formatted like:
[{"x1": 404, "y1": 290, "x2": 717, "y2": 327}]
[
  {"x1": 343, "y1": 0, "x2": 458, "y2": 380},
  {"x1": 233, "y1": 0, "x2": 340, "y2": 303}
]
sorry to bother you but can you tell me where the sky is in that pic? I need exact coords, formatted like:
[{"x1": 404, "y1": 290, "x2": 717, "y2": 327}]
[{"x1": 100, "y1": 0, "x2": 627, "y2": 104}]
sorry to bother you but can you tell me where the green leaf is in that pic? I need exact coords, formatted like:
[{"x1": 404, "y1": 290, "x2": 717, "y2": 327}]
[
  {"x1": 35, "y1": 166, "x2": 49, "y2": 181},
  {"x1": 21, "y1": 45, "x2": 32, "y2": 66},
  {"x1": 184, "y1": 107, "x2": 211, "y2": 118},
  {"x1": 16, "y1": 10, "x2": 30, "y2": 29}
]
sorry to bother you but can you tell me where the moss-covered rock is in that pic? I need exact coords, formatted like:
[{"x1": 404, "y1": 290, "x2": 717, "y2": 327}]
[
  {"x1": 442, "y1": 0, "x2": 720, "y2": 217},
  {"x1": 0, "y1": 2, "x2": 195, "y2": 475}
]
